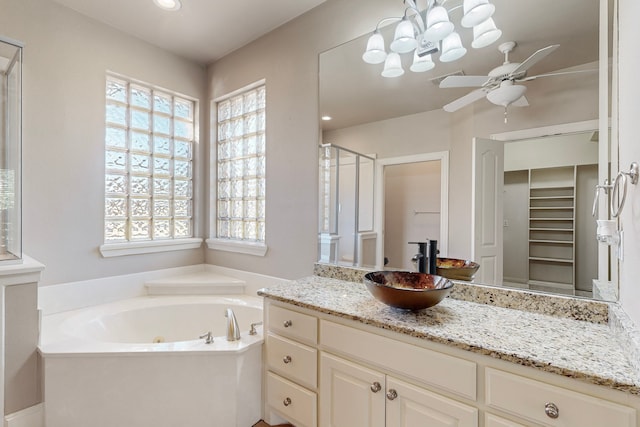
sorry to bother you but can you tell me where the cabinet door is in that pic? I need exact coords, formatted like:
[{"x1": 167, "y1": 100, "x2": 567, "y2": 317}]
[
  {"x1": 319, "y1": 352, "x2": 385, "y2": 427},
  {"x1": 386, "y1": 377, "x2": 478, "y2": 427}
]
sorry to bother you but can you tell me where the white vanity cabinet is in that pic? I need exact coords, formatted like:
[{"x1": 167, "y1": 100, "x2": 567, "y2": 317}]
[{"x1": 262, "y1": 300, "x2": 640, "y2": 427}]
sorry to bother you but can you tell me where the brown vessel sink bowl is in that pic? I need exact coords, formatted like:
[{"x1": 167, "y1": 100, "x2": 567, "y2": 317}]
[{"x1": 363, "y1": 271, "x2": 454, "y2": 311}]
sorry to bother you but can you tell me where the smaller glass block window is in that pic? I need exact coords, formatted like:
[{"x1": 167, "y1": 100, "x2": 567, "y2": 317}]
[
  {"x1": 215, "y1": 84, "x2": 266, "y2": 242},
  {"x1": 104, "y1": 74, "x2": 195, "y2": 242}
]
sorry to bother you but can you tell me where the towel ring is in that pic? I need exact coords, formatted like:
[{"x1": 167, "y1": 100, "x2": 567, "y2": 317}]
[{"x1": 610, "y1": 162, "x2": 639, "y2": 218}]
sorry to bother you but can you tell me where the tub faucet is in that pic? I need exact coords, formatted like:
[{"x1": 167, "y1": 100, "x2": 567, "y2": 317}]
[{"x1": 225, "y1": 308, "x2": 241, "y2": 341}]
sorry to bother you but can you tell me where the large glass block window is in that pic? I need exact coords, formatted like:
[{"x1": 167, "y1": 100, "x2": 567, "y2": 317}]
[
  {"x1": 216, "y1": 83, "x2": 266, "y2": 242},
  {"x1": 104, "y1": 75, "x2": 195, "y2": 242}
]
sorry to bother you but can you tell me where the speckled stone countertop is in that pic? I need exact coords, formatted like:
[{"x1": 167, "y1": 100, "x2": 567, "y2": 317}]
[{"x1": 258, "y1": 275, "x2": 640, "y2": 396}]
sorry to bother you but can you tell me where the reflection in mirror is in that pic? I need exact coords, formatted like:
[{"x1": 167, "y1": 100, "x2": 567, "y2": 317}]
[
  {"x1": 318, "y1": 144, "x2": 375, "y2": 267},
  {"x1": 498, "y1": 130, "x2": 598, "y2": 298},
  {"x1": 318, "y1": 0, "x2": 615, "y2": 301}
]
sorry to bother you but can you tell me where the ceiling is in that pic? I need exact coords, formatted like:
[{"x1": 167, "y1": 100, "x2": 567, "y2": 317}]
[
  {"x1": 320, "y1": 0, "x2": 608, "y2": 131},
  {"x1": 50, "y1": 0, "x2": 327, "y2": 65}
]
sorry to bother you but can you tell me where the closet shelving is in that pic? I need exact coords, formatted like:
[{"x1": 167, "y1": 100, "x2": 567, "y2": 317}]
[{"x1": 528, "y1": 166, "x2": 576, "y2": 294}]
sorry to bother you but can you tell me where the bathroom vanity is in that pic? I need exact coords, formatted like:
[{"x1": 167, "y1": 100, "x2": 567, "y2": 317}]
[{"x1": 259, "y1": 271, "x2": 640, "y2": 427}]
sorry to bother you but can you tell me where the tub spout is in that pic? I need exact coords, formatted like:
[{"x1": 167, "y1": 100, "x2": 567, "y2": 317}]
[{"x1": 225, "y1": 308, "x2": 241, "y2": 341}]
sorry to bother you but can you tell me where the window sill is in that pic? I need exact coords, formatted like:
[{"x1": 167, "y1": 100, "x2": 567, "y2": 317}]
[
  {"x1": 100, "y1": 238, "x2": 203, "y2": 258},
  {"x1": 206, "y1": 238, "x2": 268, "y2": 256}
]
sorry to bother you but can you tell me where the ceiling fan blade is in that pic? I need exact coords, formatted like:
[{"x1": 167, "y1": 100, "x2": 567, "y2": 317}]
[
  {"x1": 439, "y1": 75, "x2": 491, "y2": 88},
  {"x1": 511, "y1": 95, "x2": 529, "y2": 107},
  {"x1": 517, "y1": 68, "x2": 597, "y2": 82},
  {"x1": 443, "y1": 89, "x2": 487, "y2": 112},
  {"x1": 509, "y1": 44, "x2": 560, "y2": 77}
]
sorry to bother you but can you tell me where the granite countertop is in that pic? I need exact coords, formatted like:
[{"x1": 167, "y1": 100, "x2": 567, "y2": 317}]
[{"x1": 258, "y1": 275, "x2": 640, "y2": 396}]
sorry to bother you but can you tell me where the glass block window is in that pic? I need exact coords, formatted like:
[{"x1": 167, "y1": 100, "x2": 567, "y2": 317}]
[
  {"x1": 104, "y1": 74, "x2": 195, "y2": 242},
  {"x1": 215, "y1": 83, "x2": 266, "y2": 242}
]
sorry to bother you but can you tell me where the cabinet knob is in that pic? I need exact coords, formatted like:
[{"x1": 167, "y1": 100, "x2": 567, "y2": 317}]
[
  {"x1": 283, "y1": 355, "x2": 292, "y2": 364},
  {"x1": 283, "y1": 397, "x2": 292, "y2": 407},
  {"x1": 370, "y1": 382, "x2": 382, "y2": 393},
  {"x1": 386, "y1": 389, "x2": 398, "y2": 401},
  {"x1": 544, "y1": 402, "x2": 559, "y2": 419},
  {"x1": 283, "y1": 320, "x2": 292, "y2": 328}
]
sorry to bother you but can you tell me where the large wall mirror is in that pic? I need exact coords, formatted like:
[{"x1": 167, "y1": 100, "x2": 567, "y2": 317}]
[{"x1": 318, "y1": 0, "x2": 617, "y2": 301}]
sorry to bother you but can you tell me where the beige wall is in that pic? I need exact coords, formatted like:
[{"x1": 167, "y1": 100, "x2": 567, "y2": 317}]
[
  {"x1": 205, "y1": 0, "x2": 401, "y2": 278},
  {"x1": 0, "y1": 0, "x2": 207, "y2": 286}
]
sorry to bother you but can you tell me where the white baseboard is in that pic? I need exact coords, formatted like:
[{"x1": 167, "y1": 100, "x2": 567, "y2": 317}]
[{"x1": 4, "y1": 403, "x2": 43, "y2": 427}]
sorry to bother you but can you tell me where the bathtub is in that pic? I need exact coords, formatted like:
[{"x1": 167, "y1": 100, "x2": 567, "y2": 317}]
[{"x1": 39, "y1": 295, "x2": 264, "y2": 427}]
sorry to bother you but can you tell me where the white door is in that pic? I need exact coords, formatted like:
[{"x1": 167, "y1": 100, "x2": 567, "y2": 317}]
[
  {"x1": 385, "y1": 377, "x2": 478, "y2": 427},
  {"x1": 319, "y1": 352, "x2": 385, "y2": 427},
  {"x1": 472, "y1": 137, "x2": 504, "y2": 285}
]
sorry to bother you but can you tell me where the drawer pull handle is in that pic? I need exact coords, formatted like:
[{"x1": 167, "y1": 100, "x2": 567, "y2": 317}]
[
  {"x1": 283, "y1": 397, "x2": 292, "y2": 407},
  {"x1": 370, "y1": 382, "x2": 382, "y2": 393},
  {"x1": 545, "y1": 402, "x2": 559, "y2": 419},
  {"x1": 283, "y1": 355, "x2": 292, "y2": 364},
  {"x1": 386, "y1": 389, "x2": 398, "y2": 401},
  {"x1": 283, "y1": 320, "x2": 293, "y2": 328}
]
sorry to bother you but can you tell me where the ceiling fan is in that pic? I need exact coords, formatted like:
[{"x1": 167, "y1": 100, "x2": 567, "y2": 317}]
[{"x1": 439, "y1": 41, "x2": 595, "y2": 117}]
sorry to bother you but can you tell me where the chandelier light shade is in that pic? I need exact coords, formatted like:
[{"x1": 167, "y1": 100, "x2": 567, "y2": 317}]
[
  {"x1": 461, "y1": 0, "x2": 495, "y2": 28},
  {"x1": 440, "y1": 32, "x2": 467, "y2": 62},
  {"x1": 362, "y1": 31, "x2": 388, "y2": 64},
  {"x1": 382, "y1": 52, "x2": 405, "y2": 77},
  {"x1": 390, "y1": 18, "x2": 418, "y2": 53},
  {"x1": 410, "y1": 52, "x2": 435, "y2": 72},
  {"x1": 425, "y1": 6, "x2": 454, "y2": 42},
  {"x1": 471, "y1": 17, "x2": 502, "y2": 48},
  {"x1": 362, "y1": 0, "x2": 501, "y2": 78}
]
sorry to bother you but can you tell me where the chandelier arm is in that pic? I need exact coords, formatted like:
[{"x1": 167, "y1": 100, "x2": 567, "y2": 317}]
[
  {"x1": 374, "y1": 16, "x2": 403, "y2": 31},
  {"x1": 404, "y1": 7, "x2": 426, "y2": 33}
]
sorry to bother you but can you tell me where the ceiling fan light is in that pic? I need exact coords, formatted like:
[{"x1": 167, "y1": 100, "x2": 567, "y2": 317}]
[
  {"x1": 439, "y1": 32, "x2": 467, "y2": 62},
  {"x1": 362, "y1": 31, "x2": 388, "y2": 64},
  {"x1": 425, "y1": 6, "x2": 454, "y2": 42},
  {"x1": 410, "y1": 52, "x2": 435, "y2": 72},
  {"x1": 381, "y1": 52, "x2": 405, "y2": 78},
  {"x1": 471, "y1": 18, "x2": 502, "y2": 48},
  {"x1": 390, "y1": 18, "x2": 417, "y2": 54},
  {"x1": 486, "y1": 82, "x2": 527, "y2": 106},
  {"x1": 153, "y1": 0, "x2": 181, "y2": 11},
  {"x1": 461, "y1": 0, "x2": 495, "y2": 28}
]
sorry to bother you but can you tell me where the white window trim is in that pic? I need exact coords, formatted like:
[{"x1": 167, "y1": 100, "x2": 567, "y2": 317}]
[
  {"x1": 206, "y1": 238, "x2": 268, "y2": 256},
  {"x1": 100, "y1": 237, "x2": 203, "y2": 258},
  {"x1": 209, "y1": 79, "x2": 267, "y2": 255}
]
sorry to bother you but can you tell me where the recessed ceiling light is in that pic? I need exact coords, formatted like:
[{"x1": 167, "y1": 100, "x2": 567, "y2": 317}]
[
  {"x1": 153, "y1": 0, "x2": 181, "y2": 11},
  {"x1": 321, "y1": 115, "x2": 332, "y2": 121}
]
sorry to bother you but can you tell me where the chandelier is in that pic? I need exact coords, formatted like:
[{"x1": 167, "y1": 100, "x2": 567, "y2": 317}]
[{"x1": 362, "y1": 0, "x2": 502, "y2": 77}]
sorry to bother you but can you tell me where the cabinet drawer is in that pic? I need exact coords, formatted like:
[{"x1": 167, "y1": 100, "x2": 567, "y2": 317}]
[
  {"x1": 267, "y1": 371, "x2": 317, "y2": 427},
  {"x1": 485, "y1": 413, "x2": 526, "y2": 427},
  {"x1": 320, "y1": 320, "x2": 476, "y2": 400},
  {"x1": 485, "y1": 368, "x2": 636, "y2": 427},
  {"x1": 269, "y1": 304, "x2": 318, "y2": 345},
  {"x1": 267, "y1": 333, "x2": 318, "y2": 389}
]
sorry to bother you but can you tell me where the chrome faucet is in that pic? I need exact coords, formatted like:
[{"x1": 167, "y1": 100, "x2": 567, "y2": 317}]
[{"x1": 225, "y1": 308, "x2": 241, "y2": 341}]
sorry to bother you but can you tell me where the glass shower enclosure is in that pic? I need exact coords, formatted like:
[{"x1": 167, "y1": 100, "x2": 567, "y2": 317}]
[
  {"x1": 318, "y1": 144, "x2": 375, "y2": 267},
  {"x1": 0, "y1": 37, "x2": 23, "y2": 263}
]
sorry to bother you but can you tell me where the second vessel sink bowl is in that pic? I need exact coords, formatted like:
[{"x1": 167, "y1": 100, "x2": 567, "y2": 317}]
[
  {"x1": 436, "y1": 258, "x2": 480, "y2": 281},
  {"x1": 363, "y1": 271, "x2": 453, "y2": 311}
]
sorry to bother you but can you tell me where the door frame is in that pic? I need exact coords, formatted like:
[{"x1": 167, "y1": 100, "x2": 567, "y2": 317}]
[{"x1": 375, "y1": 151, "x2": 449, "y2": 269}]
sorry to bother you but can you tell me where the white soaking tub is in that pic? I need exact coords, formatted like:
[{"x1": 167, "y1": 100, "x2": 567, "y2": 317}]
[{"x1": 39, "y1": 295, "x2": 264, "y2": 427}]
